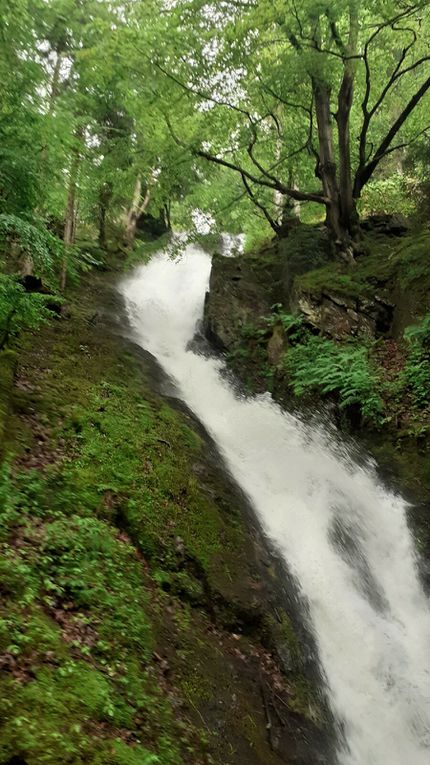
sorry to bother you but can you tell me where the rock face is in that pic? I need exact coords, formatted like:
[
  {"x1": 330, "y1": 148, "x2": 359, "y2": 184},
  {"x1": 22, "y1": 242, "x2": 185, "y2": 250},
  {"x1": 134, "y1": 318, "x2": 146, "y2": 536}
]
[
  {"x1": 203, "y1": 250, "x2": 281, "y2": 351},
  {"x1": 204, "y1": 226, "x2": 336, "y2": 351},
  {"x1": 204, "y1": 226, "x2": 397, "y2": 350},
  {"x1": 292, "y1": 289, "x2": 394, "y2": 340}
]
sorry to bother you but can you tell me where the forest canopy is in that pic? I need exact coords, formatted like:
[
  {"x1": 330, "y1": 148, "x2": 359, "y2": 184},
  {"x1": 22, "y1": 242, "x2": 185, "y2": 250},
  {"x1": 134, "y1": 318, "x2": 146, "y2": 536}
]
[{"x1": 1, "y1": 0, "x2": 430, "y2": 284}]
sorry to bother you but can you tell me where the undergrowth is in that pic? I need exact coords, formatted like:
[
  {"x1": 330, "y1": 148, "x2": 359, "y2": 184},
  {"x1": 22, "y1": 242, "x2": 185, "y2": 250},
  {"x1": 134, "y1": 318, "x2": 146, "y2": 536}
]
[
  {"x1": 403, "y1": 313, "x2": 430, "y2": 408},
  {"x1": 283, "y1": 335, "x2": 383, "y2": 421},
  {"x1": 232, "y1": 305, "x2": 430, "y2": 430}
]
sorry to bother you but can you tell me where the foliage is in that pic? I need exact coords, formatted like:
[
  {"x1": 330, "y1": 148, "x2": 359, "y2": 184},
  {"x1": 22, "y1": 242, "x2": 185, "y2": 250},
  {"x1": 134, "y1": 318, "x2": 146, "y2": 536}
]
[
  {"x1": 403, "y1": 314, "x2": 430, "y2": 407},
  {"x1": 359, "y1": 176, "x2": 417, "y2": 218},
  {"x1": 0, "y1": 275, "x2": 54, "y2": 348},
  {"x1": 0, "y1": 214, "x2": 64, "y2": 276},
  {"x1": 283, "y1": 335, "x2": 383, "y2": 420},
  {"x1": 3, "y1": 0, "x2": 430, "y2": 265},
  {"x1": 150, "y1": 0, "x2": 430, "y2": 238},
  {"x1": 267, "y1": 307, "x2": 306, "y2": 341}
]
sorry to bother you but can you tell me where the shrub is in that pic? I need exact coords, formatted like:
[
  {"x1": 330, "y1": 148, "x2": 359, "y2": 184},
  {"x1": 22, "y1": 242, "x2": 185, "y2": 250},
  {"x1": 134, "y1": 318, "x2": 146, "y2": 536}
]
[
  {"x1": 0, "y1": 214, "x2": 64, "y2": 277},
  {"x1": 359, "y1": 175, "x2": 416, "y2": 217},
  {"x1": 0, "y1": 274, "x2": 54, "y2": 349}
]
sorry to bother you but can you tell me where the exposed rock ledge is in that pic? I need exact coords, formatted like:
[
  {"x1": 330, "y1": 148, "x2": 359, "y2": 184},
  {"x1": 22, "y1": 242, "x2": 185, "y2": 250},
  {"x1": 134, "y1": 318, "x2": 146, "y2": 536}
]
[{"x1": 204, "y1": 226, "x2": 398, "y2": 351}]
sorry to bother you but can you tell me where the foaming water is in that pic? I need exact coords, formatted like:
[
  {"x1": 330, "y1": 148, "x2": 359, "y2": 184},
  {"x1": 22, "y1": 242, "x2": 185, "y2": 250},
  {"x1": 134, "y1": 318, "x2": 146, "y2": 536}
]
[{"x1": 120, "y1": 243, "x2": 430, "y2": 765}]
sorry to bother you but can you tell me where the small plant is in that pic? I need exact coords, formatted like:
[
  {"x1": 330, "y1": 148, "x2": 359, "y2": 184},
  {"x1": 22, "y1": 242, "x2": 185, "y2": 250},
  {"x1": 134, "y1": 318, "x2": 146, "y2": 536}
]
[
  {"x1": 0, "y1": 462, "x2": 19, "y2": 530},
  {"x1": 267, "y1": 305, "x2": 306, "y2": 343}
]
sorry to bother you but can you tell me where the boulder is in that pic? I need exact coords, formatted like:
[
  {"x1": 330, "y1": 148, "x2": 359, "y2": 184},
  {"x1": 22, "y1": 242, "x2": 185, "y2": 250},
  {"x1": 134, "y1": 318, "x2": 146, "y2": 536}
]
[
  {"x1": 293, "y1": 289, "x2": 393, "y2": 340},
  {"x1": 361, "y1": 213, "x2": 411, "y2": 237},
  {"x1": 203, "y1": 251, "x2": 281, "y2": 351}
]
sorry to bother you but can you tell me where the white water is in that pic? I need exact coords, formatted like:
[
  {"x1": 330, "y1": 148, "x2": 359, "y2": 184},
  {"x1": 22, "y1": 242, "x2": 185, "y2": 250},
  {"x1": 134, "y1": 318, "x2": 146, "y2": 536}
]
[{"x1": 120, "y1": 243, "x2": 430, "y2": 765}]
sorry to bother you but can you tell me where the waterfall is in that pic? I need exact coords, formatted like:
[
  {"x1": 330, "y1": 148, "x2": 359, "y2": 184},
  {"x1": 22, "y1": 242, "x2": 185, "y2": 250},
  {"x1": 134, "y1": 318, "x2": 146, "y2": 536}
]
[{"x1": 120, "y1": 242, "x2": 430, "y2": 765}]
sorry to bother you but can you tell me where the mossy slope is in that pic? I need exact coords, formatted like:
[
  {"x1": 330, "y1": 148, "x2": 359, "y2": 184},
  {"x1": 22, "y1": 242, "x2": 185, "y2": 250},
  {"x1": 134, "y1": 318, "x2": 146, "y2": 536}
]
[{"x1": 0, "y1": 268, "x2": 327, "y2": 765}]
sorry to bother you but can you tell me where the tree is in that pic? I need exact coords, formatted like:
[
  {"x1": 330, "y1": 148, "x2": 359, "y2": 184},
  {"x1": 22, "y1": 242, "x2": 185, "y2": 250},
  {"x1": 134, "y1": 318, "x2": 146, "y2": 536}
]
[{"x1": 154, "y1": 0, "x2": 430, "y2": 256}]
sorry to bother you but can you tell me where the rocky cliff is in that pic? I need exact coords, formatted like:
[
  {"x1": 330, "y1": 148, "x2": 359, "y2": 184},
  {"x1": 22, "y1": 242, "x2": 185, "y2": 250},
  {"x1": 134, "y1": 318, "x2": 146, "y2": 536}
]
[
  {"x1": 203, "y1": 222, "x2": 430, "y2": 565},
  {"x1": 204, "y1": 224, "x2": 430, "y2": 352}
]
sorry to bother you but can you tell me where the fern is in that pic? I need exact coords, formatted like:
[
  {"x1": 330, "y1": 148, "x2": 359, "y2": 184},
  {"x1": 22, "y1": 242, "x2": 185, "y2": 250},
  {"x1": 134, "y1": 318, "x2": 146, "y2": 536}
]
[
  {"x1": 403, "y1": 314, "x2": 430, "y2": 407},
  {"x1": 283, "y1": 336, "x2": 383, "y2": 420}
]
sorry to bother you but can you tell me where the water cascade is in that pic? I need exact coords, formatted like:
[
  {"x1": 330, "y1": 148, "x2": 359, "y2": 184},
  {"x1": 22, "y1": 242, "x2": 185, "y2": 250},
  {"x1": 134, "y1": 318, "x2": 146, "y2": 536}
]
[{"x1": 120, "y1": 242, "x2": 430, "y2": 765}]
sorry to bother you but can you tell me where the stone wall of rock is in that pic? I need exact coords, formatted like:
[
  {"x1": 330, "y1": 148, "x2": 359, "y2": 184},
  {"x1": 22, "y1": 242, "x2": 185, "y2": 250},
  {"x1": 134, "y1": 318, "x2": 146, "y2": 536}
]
[
  {"x1": 204, "y1": 227, "x2": 396, "y2": 350},
  {"x1": 203, "y1": 249, "x2": 281, "y2": 351},
  {"x1": 291, "y1": 289, "x2": 394, "y2": 340}
]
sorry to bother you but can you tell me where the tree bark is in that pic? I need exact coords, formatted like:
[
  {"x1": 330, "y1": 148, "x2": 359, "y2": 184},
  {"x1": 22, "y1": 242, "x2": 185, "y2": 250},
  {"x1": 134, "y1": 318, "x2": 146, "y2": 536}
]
[
  {"x1": 98, "y1": 182, "x2": 113, "y2": 249},
  {"x1": 61, "y1": 129, "x2": 82, "y2": 292},
  {"x1": 336, "y1": 4, "x2": 359, "y2": 236},
  {"x1": 124, "y1": 175, "x2": 151, "y2": 248},
  {"x1": 313, "y1": 80, "x2": 344, "y2": 244}
]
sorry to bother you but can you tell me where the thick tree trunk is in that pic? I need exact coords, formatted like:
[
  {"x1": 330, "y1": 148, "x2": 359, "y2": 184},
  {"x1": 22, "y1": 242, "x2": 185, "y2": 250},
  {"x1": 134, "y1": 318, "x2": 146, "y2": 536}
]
[
  {"x1": 124, "y1": 175, "x2": 151, "y2": 248},
  {"x1": 336, "y1": 5, "x2": 359, "y2": 237},
  {"x1": 98, "y1": 182, "x2": 113, "y2": 249},
  {"x1": 124, "y1": 175, "x2": 142, "y2": 247},
  {"x1": 313, "y1": 81, "x2": 346, "y2": 247},
  {"x1": 337, "y1": 78, "x2": 356, "y2": 232}
]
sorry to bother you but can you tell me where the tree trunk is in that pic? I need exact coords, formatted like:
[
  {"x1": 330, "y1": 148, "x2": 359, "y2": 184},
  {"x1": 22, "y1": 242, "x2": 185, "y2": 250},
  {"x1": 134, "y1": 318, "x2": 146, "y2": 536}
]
[
  {"x1": 61, "y1": 130, "x2": 82, "y2": 292},
  {"x1": 164, "y1": 201, "x2": 172, "y2": 230},
  {"x1": 49, "y1": 50, "x2": 63, "y2": 109},
  {"x1": 41, "y1": 52, "x2": 63, "y2": 156},
  {"x1": 98, "y1": 182, "x2": 113, "y2": 249},
  {"x1": 313, "y1": 80, "x2": 345, "y2": 245},
  {"x1": 336, "y1": 4, "x2": 359, "y2": 237},
  {"x1": 124, "y1": 175, "x2": 151, "y2": 248}
]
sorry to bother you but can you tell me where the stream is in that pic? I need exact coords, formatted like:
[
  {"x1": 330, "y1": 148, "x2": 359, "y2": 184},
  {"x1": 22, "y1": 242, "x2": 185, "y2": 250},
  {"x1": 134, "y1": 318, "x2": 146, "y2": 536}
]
[{"x1": 120, "y1": 241, "x2": 430, "y2": 765}]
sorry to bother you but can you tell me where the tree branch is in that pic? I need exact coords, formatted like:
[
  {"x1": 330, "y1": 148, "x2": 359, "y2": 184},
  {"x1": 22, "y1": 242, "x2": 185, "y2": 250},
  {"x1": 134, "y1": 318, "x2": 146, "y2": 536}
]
[
  {"x1": 355, "y1": 74, "x2": 430, "y2": 195},
  {"x1": 196, "y1": 148, "x2": 327, "y2": 203},
  {"x1": 358, "y1": 4, "x2": 430, "y2": 173},
  {"x1": 152, "y1": 58, "x2": 252, "y2": 118},
  {"x1": 240, "y1": 174, "x2": 281, "y2": 233}
]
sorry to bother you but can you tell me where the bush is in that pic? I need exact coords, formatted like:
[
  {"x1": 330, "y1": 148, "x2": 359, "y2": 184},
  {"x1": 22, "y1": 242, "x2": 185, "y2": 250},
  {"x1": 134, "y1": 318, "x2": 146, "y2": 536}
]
[
  {"x1": 0, "y1": 274, "x2": 54, "y2": 349},
  {"x1": 283, "y1": 335, "x2": 383, "y2": 420},
  {"x1": 403, "y1": 314, "x2": 430, "y2": 407},
  {"x1": 0, "y1": 214, "x2": 64, "y2": 278},
  {"x1": 359, "y1": 175, "x2": 416, "y2": 217}
]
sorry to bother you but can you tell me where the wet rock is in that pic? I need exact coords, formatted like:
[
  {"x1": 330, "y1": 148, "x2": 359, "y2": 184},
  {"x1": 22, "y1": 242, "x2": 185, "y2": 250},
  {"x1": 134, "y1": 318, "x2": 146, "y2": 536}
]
[
  {"x1": 361, "y1": 213, "x2": 411, "y2": 237},
  {"x1": 267, "y1": 324, "x2": 286, "y2": 365},
  {"x1": 203, "y1": 227, "x2": 334, "y2": 351},
  {"x1": 294, "y1": 290, "x2": 393, "y2": 340},
  {"x1": 203, "y1": 253, "x2": 277, "y2": 351}
]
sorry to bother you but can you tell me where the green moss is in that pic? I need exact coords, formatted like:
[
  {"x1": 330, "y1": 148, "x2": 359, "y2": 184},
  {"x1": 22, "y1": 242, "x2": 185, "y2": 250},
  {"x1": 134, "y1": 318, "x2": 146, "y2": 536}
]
[
  {"x1": 296, "y1": 229, "x2": 430, "y2": 304},
  {"x1": 0, "y1": 265, "x2": 271, "y2": 764},
  {"x1": 0, "y1": 349, "x2": 16, "y2": 447}
]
